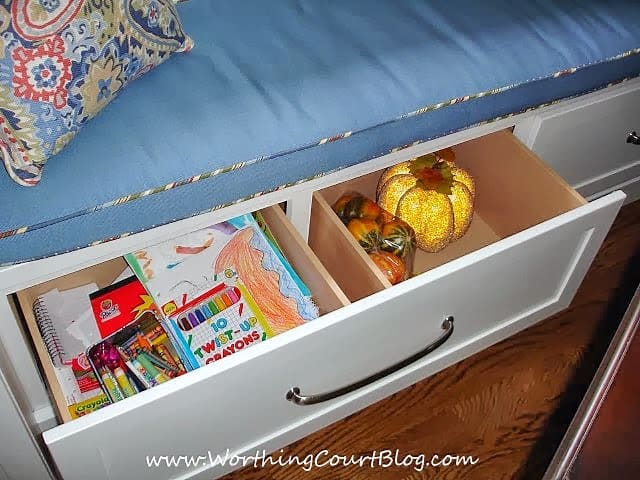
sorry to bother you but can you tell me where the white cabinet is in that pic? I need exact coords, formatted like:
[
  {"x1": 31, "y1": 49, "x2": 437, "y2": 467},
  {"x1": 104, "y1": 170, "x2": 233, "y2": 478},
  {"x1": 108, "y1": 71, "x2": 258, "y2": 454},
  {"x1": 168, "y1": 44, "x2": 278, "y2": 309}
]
[
  {"x1": 0, "y1": 85, "x2": 633, "y2": 479},
  {"x1": 515, "y1": 80, "x2": 640, "y2": 204}
]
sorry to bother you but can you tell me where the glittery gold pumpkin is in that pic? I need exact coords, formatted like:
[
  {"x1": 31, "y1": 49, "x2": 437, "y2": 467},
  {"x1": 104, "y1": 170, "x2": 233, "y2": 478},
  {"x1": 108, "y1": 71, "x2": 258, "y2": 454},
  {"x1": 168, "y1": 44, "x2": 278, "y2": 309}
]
[{"x1": 376, "y1": 149, "x2": 475, "y2": 252}]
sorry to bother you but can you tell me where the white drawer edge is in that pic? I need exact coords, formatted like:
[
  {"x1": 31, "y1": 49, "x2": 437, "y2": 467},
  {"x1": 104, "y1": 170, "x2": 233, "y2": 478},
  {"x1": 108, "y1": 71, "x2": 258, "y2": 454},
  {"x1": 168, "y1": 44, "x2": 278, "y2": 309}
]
[
  {"x1": 526, "y1": 76, "x2": 640, "y2": 124},
  {"x1": 0, "y1": 368, "x2": 54, "y2": 480},
  {"x1": 33, "y1": 405, "x2": 58, "y2": 433},
  {"x1": 42, "y1": 191, "x2": 625, "y2": 445},
  {"x1": 573, "y1": 158, "x2": 640, "y2": 191},
  {"x1": 583, "y1": 173, "x2": 640, "y2": 206}
]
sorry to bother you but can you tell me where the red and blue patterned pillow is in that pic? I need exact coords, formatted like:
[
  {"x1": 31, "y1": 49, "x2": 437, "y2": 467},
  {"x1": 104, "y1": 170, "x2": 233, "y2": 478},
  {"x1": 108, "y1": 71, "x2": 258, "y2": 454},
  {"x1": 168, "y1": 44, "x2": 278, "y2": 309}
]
[{"x1": 0, "y1": 0, "x2": 192, "y2": 186}]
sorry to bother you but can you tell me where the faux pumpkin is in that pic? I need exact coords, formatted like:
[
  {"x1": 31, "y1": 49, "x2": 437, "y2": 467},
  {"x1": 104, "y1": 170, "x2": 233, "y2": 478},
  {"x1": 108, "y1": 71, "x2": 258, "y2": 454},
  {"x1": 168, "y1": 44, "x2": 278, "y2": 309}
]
[
  {"x1": 377, "y1": 150, "x2": 475, "y2": 252},
  {"x1": 333, "y1": 193, "x2": 359, "y2": 221},
  {"x1": 333, "y1": 194, "x2": 382, "y2": 224},
  {"x1": 347, "y1": 218, "x2": 380, "y2": 253},
  {"x1": 369, "y1": 251, "x2": 406, "y2": 285},
  {"x1": 379, "y1": 219, "x2": 415, "y2": 259},
  {"x1": 333, "y1": 192, "x2": 416, "y2": 283}
]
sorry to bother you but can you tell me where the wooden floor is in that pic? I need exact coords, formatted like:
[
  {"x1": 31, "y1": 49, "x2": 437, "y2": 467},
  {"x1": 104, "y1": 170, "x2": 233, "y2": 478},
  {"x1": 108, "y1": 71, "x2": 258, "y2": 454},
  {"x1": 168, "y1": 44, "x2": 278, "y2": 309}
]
[{"x1": 223, "y1": 200, "x2": 640, "y2": 480}]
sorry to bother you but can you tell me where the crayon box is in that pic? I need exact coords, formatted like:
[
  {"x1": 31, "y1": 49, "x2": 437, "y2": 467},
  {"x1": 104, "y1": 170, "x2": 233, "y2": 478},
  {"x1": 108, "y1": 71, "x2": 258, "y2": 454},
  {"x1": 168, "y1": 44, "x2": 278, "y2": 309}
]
[{"x1": 163, "y1": 269, "x2": 274, "y2": 369}]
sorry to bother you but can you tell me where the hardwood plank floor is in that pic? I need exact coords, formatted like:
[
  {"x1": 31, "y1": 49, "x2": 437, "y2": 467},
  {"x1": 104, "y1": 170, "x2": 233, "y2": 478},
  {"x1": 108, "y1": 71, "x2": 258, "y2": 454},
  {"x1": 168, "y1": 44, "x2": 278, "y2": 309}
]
[{"x1": 223, "y1": 200, "x2": 640, "y2": 480}]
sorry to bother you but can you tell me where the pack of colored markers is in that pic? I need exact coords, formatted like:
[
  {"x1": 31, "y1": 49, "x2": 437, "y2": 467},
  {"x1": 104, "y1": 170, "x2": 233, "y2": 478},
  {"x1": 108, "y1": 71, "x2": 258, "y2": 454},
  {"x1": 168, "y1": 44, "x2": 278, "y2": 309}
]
[{"x1": 161, "y1": 268, "x2": 274, "y2": 369}]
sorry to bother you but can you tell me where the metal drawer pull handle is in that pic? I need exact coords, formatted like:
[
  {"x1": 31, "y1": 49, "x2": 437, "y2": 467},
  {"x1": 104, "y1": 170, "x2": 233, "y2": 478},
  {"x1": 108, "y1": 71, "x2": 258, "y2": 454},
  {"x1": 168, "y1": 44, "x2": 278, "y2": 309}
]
[
  {"x1": 627, "y1": 131, "x2": 640, "y2": 145},
  {"x1": 286, "y1": 316, "x2": 454, "y2": 406}
]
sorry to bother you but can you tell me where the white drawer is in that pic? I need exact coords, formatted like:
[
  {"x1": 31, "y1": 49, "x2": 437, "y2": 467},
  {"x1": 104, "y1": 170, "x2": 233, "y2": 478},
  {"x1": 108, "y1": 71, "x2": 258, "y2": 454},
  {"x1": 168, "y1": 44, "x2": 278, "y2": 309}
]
[
  {"x1": 516, "y1": 80, "x2": 640, "y2": 203},
  {"x1": 14, "y1": 132, "x2": 624, "y2": 480}
]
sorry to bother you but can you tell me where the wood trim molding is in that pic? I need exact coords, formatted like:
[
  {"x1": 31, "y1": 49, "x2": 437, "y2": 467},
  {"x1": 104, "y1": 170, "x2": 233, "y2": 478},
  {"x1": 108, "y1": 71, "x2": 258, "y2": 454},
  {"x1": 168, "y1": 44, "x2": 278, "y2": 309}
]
[{"x1": 543, "y1": 284, "x2": 640, "y2": 479}]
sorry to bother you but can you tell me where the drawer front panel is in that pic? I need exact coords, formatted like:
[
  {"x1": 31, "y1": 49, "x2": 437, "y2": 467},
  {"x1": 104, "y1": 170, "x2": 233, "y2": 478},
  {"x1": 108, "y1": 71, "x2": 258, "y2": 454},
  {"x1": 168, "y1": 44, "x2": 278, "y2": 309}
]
[
  {"x1": 522, "y1": 83, "x2": 640, "y2": 198},
  {"x1": 44, "y1": 193, "x2": 623, "y2": 480}
]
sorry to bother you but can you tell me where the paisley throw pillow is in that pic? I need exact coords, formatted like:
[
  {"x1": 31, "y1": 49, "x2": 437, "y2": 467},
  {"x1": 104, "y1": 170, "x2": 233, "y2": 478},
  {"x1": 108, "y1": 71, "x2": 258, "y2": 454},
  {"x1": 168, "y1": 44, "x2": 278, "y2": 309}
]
[{"x1": 0, "y1": 0, "x2": 192, "y2": 186}]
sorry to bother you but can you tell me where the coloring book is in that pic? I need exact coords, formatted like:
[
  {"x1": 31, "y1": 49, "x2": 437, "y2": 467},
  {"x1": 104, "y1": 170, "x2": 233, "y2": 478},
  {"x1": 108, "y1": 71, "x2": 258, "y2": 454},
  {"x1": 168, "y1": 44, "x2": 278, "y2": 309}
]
[{"x1": 125, "y1": 214, "x2": 318, "y2": 336}]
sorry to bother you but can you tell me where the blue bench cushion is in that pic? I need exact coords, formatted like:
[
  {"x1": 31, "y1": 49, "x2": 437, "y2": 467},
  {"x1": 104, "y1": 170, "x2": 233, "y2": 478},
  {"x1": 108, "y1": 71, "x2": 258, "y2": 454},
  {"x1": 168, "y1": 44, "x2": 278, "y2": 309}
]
[{"x1": 1, "y1": 0, "x2": 639, "y2": 264}]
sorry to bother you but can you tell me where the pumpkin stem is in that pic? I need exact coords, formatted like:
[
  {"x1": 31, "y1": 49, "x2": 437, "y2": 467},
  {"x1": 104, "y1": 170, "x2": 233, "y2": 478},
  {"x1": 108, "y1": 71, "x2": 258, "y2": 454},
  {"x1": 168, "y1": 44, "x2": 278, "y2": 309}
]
[{"x1": 408, "y1": 153, "x2": 454, "y2": 195}]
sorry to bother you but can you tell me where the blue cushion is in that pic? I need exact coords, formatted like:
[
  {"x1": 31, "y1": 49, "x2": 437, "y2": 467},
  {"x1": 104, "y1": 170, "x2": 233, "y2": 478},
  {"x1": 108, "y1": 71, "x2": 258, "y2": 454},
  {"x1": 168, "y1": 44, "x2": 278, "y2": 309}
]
[{"x1": 1, "y1": 0, "x2": 639, "y2": 264}]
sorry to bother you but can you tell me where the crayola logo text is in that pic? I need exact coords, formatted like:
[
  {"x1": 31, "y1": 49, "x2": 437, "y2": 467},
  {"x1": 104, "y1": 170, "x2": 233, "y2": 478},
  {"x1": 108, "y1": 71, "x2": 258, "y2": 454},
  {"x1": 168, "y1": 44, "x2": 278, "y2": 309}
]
[{"x1": 99, "y1": 299, "x2": 120, "y2": 321}]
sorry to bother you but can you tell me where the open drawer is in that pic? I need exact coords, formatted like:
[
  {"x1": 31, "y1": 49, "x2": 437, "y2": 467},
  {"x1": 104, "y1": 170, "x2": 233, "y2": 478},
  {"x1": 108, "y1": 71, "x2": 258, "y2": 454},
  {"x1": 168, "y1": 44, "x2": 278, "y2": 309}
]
[
  {"x1": 17, "y1": 206, "x2": 349, "y2": 425},
  {"x1": 14, "y1": 132, "x2": 624, "y2": 480},
  {"x1": 15, "y1": 206, "x2": 352, "y2": 479},
  {"x1": 310, "y1": 130, "x2": 625, "y2": 300}
]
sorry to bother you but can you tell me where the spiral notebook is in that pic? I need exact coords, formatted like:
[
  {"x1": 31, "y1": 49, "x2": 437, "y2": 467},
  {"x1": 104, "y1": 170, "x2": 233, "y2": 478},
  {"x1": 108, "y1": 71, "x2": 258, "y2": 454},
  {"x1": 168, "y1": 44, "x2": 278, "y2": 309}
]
[
  {"x1": 32, "y1": 266, "x2": 133, "y2": 366},
  {"x1": 32, "y1": 283, "x2": 100, "y2": 367}
]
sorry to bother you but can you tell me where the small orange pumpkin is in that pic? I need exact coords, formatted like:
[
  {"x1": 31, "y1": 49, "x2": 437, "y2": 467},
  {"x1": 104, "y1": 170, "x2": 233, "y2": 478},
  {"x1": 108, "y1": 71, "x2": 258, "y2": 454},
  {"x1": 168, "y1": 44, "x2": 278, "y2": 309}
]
[
  {"x1": 379, "y1": 219, "x2": 415, "y2": 259},
  {"x1": 347, "y1": 218, "x2": 380, "y2": 253},
  {"x1": 369, "y1": 251, "x2": 406, "y2": 285},
  {"x1": 333, "y1": 193, "x2": 382, "y2": 224},
  {"x1": 332, "y1": 193, "x2": 359, "y2": 221}
]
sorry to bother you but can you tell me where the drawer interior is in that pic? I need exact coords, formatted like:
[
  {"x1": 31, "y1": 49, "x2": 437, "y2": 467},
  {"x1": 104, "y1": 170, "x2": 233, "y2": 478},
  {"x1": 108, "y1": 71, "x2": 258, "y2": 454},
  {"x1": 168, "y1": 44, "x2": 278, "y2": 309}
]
[
  {"x1": 309, "y1": 130, "x2": 586, "y2": 301},
  {"x1": 15, "y1": 205, "x2": 348, "y2": 424},
  {"x1": 16, "y1": 259, "x2": 128, "y2": 423}
]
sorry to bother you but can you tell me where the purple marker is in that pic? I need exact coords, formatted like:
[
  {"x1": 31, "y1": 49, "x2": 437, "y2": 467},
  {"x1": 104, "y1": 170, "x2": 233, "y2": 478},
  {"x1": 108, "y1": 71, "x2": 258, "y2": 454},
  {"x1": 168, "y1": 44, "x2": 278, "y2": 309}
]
[{"x1": 188, "y1": 312, "x2": 199, "y2": 328}]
